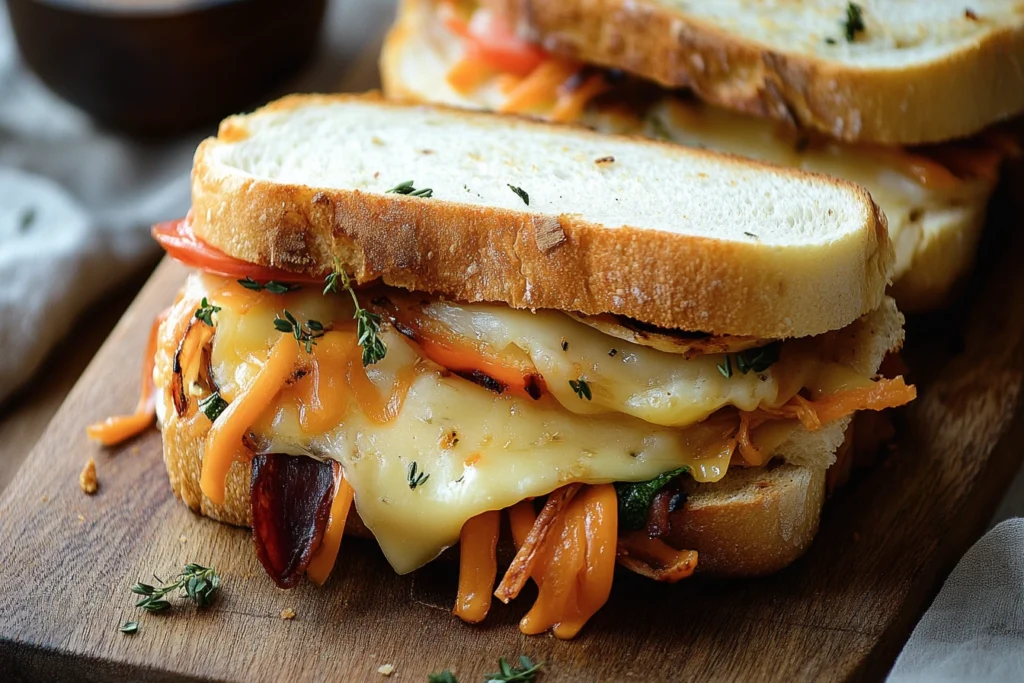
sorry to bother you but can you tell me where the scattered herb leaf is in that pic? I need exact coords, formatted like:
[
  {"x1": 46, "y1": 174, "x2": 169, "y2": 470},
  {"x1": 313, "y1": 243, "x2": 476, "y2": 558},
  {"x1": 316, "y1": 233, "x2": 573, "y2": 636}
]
[
  {"x1": 507, "y1": 184, "x2": 530, "y2": 206},
  {"x1": 194, "y1": 298, "x2": 220, "y2": 327},
  {"x1": 119, "y1": 621, "x2": 139, "y2": 635},
  {"x1": 198, "y1": 392, "x2": 228, "y2": 423},
  {"x1": 734, "y1": 343, "x2": 782, "y2": 374},
  {"x1": 237, "y1": 277, "x2": 302, "y2": 294},
  {"x1": 486, "y1": 655, "x2": 544, "y2": 682},
  {"x1": 131, "y1": 563, "x2": 221, "y2": 613},
  {"x1": 387, "y1": 180, "x2": 433, "y2": 198},
  {"x1": 274, "y1": 310, "x2": 325, "y2": 353},
  {"x1": 718, "y1": 343, "x2": 781, "y2": 379},
  {"x1": 428, "y1": 671, "x2": 458, "y2": 683},
  {"x1": 843, "y1": 2, "x2": 865, "y2": 41},
  {"x1": 569, "y1": 377, "x2": 592, "y2": 400},
  {"x1": 407, "y1": 461, "x2": 430, "y2": 490}
]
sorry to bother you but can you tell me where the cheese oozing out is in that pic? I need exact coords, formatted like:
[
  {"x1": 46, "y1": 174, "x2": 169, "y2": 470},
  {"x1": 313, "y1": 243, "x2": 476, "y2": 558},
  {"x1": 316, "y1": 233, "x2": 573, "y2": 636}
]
[{"x1": 178, "y1": 274, "x2": 853, "y2": 574}]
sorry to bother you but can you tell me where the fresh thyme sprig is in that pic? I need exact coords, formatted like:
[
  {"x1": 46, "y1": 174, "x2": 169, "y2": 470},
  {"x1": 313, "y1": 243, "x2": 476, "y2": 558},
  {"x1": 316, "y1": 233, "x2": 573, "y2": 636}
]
[
  {"x1": 274, "y1": 310, "x2": 325, "y2": 353},
  {"x1": 407, "y1": 461, "x2": 430, "y2": 490},
  {"x1": 507, "y1": 184, "x2": 530, "y2": 205},
  {"x1": 324, "y1": 264, "x2": 387, "y2": 366},
  {"x1": 237, "y1": 277, "x2": 301, "y2": 294},
  {"x1": 131, "y1": 563, "x2": 221, "y2": 613},
  {"x1": 486, "y1": 655, "x2": 544, "y2": 683},
  {"x1": 569, "y1": 377, "x2": 592, "y2": 400},
  {"x1": 194, "y1": 298, "x2": 220, "y2": 327},
  {"x1": 386, "y1": 180, "x2": 433, "y2": 198}
]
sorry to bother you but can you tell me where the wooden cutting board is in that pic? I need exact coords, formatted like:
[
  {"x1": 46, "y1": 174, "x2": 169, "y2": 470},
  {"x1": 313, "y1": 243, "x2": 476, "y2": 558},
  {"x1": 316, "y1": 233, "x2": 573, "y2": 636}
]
[
  {"x1": 2, "y1": 198, "x2": 1024, "y2": 682},
  {"x1": 3, "y1": 1, "x2": 1024, "y2": 672}
]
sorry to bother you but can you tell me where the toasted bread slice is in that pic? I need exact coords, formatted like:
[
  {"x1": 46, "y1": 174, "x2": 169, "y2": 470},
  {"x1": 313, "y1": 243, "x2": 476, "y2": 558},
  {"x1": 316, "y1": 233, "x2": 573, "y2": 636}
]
[
  {"x1": 381, "y1": 0, "x2": 998, "y2": 311},
  {"x1": 487, "y1": 0, "x2": 1024, "y2": 144},
  {"x1": 192, "y1": 93, "x2": 890, "y2": 338}
]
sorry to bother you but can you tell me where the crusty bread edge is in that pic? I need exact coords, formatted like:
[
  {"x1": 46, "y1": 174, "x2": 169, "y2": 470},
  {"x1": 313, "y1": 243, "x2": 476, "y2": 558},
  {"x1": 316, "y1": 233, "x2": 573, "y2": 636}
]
[
  {"x1": 190, "y1": 93, "x2": 892, "y2": 339},
  {"x1": 488, "y1": 0, "x2": 1024, "y2": 144}
]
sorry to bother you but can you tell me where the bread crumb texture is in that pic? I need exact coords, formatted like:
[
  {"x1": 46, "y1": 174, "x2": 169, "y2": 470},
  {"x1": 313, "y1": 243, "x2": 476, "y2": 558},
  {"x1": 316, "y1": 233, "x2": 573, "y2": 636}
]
[{"x1": 79, "y1": 458, "x2": 98, "y2": 495}]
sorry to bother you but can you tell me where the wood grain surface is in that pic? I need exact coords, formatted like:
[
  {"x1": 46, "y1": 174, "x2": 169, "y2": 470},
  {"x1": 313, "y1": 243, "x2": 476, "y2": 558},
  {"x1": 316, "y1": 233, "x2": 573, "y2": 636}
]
[{"x1": 1, "y1": 193, "x2": 1024, "y2": 683}]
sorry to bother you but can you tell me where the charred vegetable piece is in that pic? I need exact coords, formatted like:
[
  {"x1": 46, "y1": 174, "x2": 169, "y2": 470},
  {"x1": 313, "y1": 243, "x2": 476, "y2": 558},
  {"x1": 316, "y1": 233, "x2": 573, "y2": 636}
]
[
  {"x1": 614, "y1": 467, "x2": 689, "y2": 532},
  {"x1": 250, "y1": 454, "x2": 336, "y2": 588}
]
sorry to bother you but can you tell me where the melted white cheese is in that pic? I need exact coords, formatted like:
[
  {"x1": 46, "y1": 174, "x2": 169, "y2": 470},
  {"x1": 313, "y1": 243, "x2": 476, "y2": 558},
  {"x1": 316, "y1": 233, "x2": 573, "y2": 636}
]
[
  {"x1": 187, "y1": 274, "x2": 807, "y2": 573},
  {"x1": 425, "y1": 300, "x2": 783, "y2": 425}
]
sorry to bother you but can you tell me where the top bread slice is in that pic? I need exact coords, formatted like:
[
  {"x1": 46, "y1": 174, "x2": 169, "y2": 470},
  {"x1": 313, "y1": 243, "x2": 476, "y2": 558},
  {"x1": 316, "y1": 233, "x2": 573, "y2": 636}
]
[
  {"x1": 381, "y1": 0, "x2": 1000, "y2": 313},
  {"x1": 192, "y1": 94, "x2": 891, "y2": 339},
  {"x1": 488, "y1": 0, "x2": 1024, "y2": 144}
]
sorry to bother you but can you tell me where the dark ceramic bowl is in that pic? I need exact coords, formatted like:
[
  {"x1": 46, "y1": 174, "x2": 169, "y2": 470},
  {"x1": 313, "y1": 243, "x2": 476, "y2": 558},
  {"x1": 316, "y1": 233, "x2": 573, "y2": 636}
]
[{"x1": 7, "y1": 0, "x2": 327, "y2": 136}]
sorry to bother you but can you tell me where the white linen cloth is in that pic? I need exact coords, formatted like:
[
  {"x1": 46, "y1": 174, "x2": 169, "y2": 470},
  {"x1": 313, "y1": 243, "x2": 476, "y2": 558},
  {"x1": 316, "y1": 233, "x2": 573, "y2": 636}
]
[
  {"x1": 1, "y1": 2, "x2": 1023, "y2": 680},
  {"x1": 0, "y1": 0, "x2": 390, "y2": 405},
  {"x1": 887, "y1": 518, "x2": 1024, "y2": 683},
  {"x1": 0, "y1": 7, "x2": 195, "y2": 403}
]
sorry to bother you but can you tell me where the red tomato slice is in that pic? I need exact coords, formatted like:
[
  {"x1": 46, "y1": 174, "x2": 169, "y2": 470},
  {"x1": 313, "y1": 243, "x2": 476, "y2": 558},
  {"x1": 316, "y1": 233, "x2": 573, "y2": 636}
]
[
  {"x1": 152, "y1": 218, "x2": 324, "y2": 282},
  {"x1": 445, "y1": 8, "x2": 548, "y2": 77}
]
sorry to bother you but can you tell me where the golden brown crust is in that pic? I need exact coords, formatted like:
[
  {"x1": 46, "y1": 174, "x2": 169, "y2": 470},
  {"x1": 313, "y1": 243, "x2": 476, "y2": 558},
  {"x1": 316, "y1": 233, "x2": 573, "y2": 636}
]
[
  {"x1": 190, "y1": 93, "x2": 892, "y2": 339},
  {"x1": 488, "y1": 0, "x2": 1024, "y2": 144},
  {"x1": 673, "y1": 462, "x2": 826, "y2": 576}
]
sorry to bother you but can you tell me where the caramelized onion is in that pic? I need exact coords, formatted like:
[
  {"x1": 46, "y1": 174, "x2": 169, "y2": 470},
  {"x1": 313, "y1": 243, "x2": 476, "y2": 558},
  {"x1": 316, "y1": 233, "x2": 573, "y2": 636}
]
[
  {"x1": 617, "y1": 532, "x2": 698, "y2": 583},
  {"x1": 171, "y1": 318, "x2": 214, "y2": 417},
  {"x1": 494, "y1": 483, "x2": 582, "y2": 603},
  {"x1": 566, "y1": 311, "x2": 767, "y2": 358}
]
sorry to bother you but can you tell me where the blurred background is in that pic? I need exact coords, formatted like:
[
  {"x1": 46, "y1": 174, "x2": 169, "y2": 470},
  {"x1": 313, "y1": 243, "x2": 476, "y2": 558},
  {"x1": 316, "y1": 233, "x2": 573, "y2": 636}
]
[{"x1": 0, "y1": 0, "x2": 397, "y2": 488}]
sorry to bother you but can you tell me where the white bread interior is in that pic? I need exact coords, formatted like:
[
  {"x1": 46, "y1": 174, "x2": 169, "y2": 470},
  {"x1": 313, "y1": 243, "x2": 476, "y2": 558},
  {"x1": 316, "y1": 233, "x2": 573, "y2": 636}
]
[
  {"x1": 192, "y1": 93, "x2": 891, "y2": 339},
  {"x1": 380, "y1": 0, "x2": 997, "y2": 312}
]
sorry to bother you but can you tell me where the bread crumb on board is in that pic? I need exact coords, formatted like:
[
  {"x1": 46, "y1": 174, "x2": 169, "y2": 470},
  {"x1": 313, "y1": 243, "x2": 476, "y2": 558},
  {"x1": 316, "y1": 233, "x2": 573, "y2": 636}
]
[
  {"x1": 80, "y1": 458, "x2": 98, "y2": 495},
  {"x1": 377, "y1": 664, "x2": 395, "y2": 676},
  {"x1": 280, "y1": 608, "x2": 296, "y2": 620}
]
